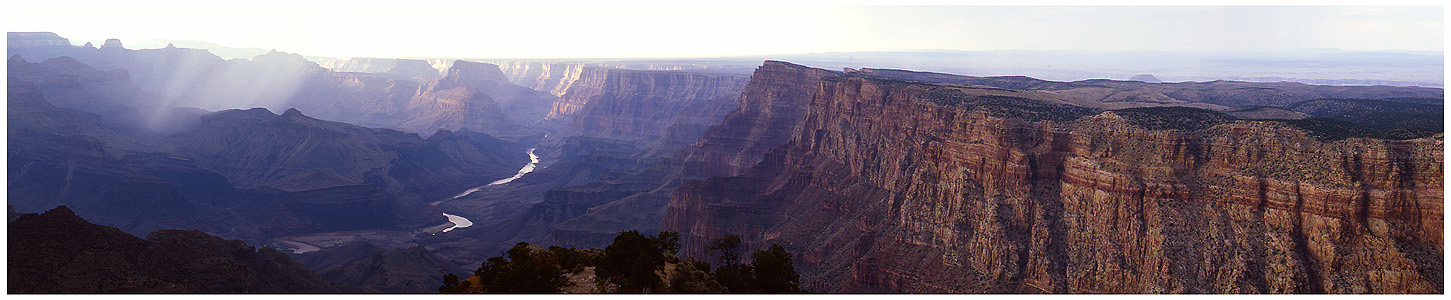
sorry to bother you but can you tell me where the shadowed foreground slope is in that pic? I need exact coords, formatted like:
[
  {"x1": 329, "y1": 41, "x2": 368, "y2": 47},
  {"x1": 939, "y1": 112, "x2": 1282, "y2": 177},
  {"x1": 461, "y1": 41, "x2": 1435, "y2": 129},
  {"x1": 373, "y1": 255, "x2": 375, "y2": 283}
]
[{"x1": 8, "y1": 206, "x2": 341, "y2": 293}]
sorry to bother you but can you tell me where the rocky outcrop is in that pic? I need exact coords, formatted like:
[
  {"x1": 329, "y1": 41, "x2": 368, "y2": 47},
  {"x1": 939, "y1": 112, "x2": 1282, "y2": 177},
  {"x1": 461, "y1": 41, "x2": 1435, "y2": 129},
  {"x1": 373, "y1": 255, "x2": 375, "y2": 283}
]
[
  {"x1": 8, "y1": 206, "x2": 340, "y2": 293},
  {"x1": 387, "y1": 59, "x2": 441, "y2": 82},
  {"x1": 100, "y1": 39, "x2": 124, "y2": 50},
  {"x1": 400, "y1": 61, "x2": 557, "y2": 138},
  {"x1": 1131, "y1": 74, "x2": 1162, "y2": 83},
  {"x1": 663, "y1": 69, "x2": 1443, "y2": 293}
]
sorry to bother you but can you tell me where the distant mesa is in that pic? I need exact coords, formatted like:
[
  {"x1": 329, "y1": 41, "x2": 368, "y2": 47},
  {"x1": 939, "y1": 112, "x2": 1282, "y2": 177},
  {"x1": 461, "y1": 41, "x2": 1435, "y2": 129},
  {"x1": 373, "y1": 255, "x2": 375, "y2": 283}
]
[
  {"x1": 445, "y1": 60, "x2": 510, "y2": 82},
  {"x1": 6, "y1": 32, "x2": 70, "y2": 48},
  {"x1": 387, "y1": 58, "x2": 441, "y2": 80},
  {"x1": 1130, "y1": 74, "x2": 1161, "y2": 83},
  {"x1": 100, "y1": 38, "x2": 124, "y2": 50}
]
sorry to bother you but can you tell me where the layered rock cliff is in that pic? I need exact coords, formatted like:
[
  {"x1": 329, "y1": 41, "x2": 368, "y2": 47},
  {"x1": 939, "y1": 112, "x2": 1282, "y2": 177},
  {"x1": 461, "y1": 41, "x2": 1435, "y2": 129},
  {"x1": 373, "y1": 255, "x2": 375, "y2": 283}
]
[
  {"x1": 496, "y1": 60, "x2": 756, "y2": 98},
  {"x1": 676, "y1": 61, "x2": 840, "y2": 179},
  {"x1": 664, "y1": 67, "x2": 1442, "y2": 293},
  {"x1": 547, "y1": 69, "x2": 749, "y2": 145},
  {"x1": 543, "y1": 66, "x2": 612, "y2": 124},
  {"x1": 8, "y1": 206, "x2": 340, "y2": 293},
  {"x1": 497, "y1": 61, "x2": 589, "y2": 97}
]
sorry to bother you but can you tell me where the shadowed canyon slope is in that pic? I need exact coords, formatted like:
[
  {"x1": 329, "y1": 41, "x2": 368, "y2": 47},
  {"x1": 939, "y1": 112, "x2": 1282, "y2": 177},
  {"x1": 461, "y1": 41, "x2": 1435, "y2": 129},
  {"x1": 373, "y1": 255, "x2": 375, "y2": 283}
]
[
  {"x1": 8, "y1": 50, "x2": 529, "y2": 244},
  {"x1": 8, "y1": 206, "x2": 340, "y2": 293},
  {"x1": 664, "y1": 64, "x2": 1443, "y2": 293},
  {"x1": 157, "y1": 107, "x2": 526, "y2": 213}
]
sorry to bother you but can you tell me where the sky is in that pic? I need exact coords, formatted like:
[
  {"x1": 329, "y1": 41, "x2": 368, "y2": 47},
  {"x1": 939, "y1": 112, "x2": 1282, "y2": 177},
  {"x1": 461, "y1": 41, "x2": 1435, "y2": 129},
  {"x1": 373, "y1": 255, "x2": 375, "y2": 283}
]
[{"x1": 3, "y1": 0, "x2": 1445, "y2": 59}]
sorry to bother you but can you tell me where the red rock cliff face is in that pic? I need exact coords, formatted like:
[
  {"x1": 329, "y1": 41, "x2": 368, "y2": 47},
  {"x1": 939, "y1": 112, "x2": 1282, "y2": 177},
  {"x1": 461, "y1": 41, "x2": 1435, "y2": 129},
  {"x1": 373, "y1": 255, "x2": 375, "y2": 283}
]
[
  {"x1": 663, "y1": 73, "x2": 1443, "y2": 293},
  {"x1": 673, "y1": 61, "x2": 839, "y2": 179}
]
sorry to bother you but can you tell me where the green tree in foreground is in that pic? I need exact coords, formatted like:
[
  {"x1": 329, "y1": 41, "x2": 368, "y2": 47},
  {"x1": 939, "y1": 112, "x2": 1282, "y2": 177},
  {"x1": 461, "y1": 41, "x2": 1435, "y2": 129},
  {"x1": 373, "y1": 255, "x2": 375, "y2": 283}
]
[
  {"x1": 750, "y1": 244, "x2": 803, "y2": 293},
  {"x1": 655, "y1": 231, "x2": 682, "y2": 255},
  {"x1": 439, "y1": 273, "x2": 464, "y2": 293},
  {"x1": 707, "y1": 235, "x2": 806, "y2": 293},
  {"x1": 596, "y1": 230, "x2": 683, "y2": 293},
  {"x1": 439, "y1": 231, "x2": 804, "y2": 294},
  {"x1": 708, "y1": 234, "x2": 753, "y2": 293},
  {"x1": 467, "y1": 242, "x2": 568, "y2": 293}
]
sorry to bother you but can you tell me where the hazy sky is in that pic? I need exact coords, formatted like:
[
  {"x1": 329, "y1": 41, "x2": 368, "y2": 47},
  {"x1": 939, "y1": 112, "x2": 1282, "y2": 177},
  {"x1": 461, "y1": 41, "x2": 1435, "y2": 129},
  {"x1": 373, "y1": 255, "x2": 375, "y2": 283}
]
[{"x1": 4, "y1": 1, "x2": 1444, "y2": 59}]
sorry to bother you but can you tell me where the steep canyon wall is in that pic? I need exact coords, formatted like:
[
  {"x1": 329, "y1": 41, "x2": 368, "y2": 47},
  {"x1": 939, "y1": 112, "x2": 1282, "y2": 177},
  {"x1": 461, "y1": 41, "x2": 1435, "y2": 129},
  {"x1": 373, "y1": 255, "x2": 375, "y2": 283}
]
[{"x1": 664, "y1": 67, "x2": 1443, "y2": 293}]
